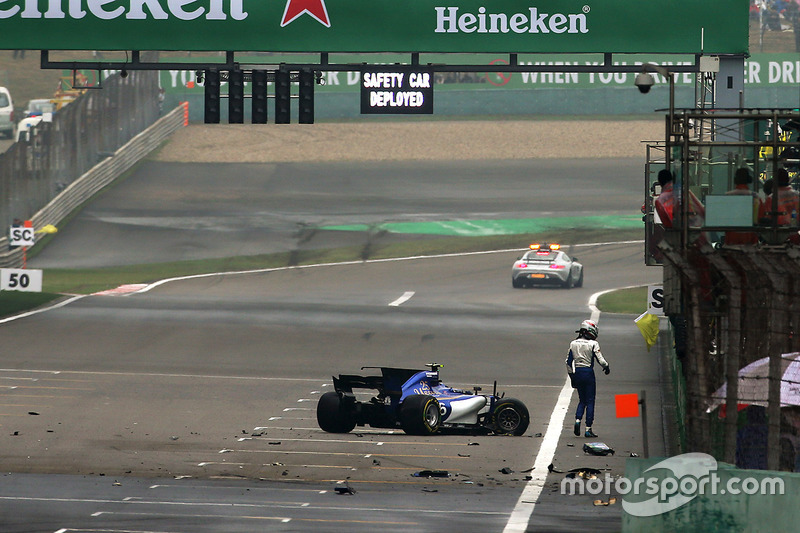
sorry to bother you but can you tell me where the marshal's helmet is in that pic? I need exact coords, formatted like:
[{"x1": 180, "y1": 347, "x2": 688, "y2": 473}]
[{"x1": 577, "y1": 319, "x2": 598, "y2": 340}]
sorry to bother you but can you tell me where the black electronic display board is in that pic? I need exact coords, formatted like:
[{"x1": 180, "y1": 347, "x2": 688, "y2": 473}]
[{"x1": 360, "y1": 67, "x2": 434, "y2": 115}]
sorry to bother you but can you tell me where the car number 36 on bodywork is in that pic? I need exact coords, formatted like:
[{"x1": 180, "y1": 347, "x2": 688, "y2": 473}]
[{"x1": 317, "y1": 364, "x2": 530, "y2": 436}]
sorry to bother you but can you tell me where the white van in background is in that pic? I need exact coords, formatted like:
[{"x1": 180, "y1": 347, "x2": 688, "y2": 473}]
[{"x1": 0, "y1": 86, "x2": 14, "y2": 139}]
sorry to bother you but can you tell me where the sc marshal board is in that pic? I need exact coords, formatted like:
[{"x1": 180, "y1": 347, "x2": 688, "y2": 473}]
[{"x1": 360, "y1": 67, "x2": 434, "y2": 115}]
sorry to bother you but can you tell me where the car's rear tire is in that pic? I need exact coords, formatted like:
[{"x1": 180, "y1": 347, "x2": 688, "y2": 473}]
[
  {"x1": 575, "y1": 269, "x2": 584, "y2": 288},
  {"x1": 562, "y1": 272, "x2": 574, "y2": 289},
  {"x1": 317, "y1": 391, "x2": 356, "y2": 433},
  {"x1": 512, "y1": 277, "x2": 524, "y2": 289},
  {"x1": 400, "y1": 394, "x2": 441, "y2": 435},
  {"x1": 491, "y1": 398, "x2": 530, "y2": 436}
]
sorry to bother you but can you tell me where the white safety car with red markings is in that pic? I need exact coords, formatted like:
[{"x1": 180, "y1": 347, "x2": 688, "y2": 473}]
[{"x1": 511, "y1": 243, "x2": 584, "y2": 289}]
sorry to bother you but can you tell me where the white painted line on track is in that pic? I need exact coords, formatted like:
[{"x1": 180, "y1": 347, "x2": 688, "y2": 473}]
[
  {"x1": 503, "y1": 376, "x2": 574, "y2": 533},
  {"x1": 0, "y1": 294, "x2": 86, "y2": 324},
  {"x1": 241, "y1": 437, "x2": 467, "y2": 446},
  {"x1": 388, "y1": 291, "x2": 415, "y2": 306},
  {"x1": 503, "y1": 285, "x2": 610, "y2": 532},
  {"x1": 0, "y1": 240, "x2": 643, "y2": 322},
  {"x1": 0, "y1": 368, "x2": 322, "y2": 382},
  {"x1": 130, "y1": 239, "x2": 641, "y2": 294}
]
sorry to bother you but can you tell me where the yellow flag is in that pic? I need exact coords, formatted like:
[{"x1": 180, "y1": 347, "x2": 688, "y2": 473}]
[
  {"x1": 35, "y1": 224, "x2": 58, "y2": 234},
  {"x1": 635, "y1": 312, "x2": 660, "y2": 352}
]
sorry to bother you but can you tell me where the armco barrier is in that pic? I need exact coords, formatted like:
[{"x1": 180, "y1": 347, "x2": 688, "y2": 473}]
[{"x1": 0, "y1": 103, "x2": 187, "y2": 269}]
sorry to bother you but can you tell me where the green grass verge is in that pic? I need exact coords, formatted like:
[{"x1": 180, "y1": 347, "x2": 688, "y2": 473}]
[
  {"x1": 0, "y1": 291, "x2": 62, "y2": 318},
  {"x1": 595, "y1": 286, "x2": 648, "y2": 314},
  {"x1": 1, "y1": 227, "x2": 650, "y2": 318}
]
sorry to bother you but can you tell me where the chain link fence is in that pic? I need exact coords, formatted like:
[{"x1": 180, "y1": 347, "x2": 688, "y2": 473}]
[
  {"x1": 0, "y1": 68, "x2": 161, "y2": 236},
  {"x1": 650, "y1": 109, "x2": 800, "y2": 472}
]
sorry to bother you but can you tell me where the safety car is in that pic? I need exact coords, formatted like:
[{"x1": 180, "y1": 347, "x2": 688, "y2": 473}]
[
  {"x1": 317, "y1": 364, "x2": 529, "y2": 436},
  {"x1": 511, "y1": 243, "x2": 583, "y2": 289}
]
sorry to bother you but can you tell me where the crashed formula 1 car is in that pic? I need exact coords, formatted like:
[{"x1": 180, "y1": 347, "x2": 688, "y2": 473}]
[{"x1": 317, "y1": 364, "x2": 530, "y2": 436}]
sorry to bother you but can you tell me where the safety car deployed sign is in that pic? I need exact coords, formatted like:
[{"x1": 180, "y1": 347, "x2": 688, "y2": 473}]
[{"x1": 360, "y1": 67, "x2": 434, "y2": 115}]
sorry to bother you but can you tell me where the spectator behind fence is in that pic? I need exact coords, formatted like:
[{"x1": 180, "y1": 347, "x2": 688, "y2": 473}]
[
  {"x1": 654, "y1": 169, "x2": 706, "y2": 229},
  {"x1": 765, "y1": 168, "x2": 799, "y2": 225},
  {"x1": 724, "y1": 168, "x2": 765, "y2": 245},
  {"x1": 766, "y1": 168, "x2": 800, "y2": 244}
]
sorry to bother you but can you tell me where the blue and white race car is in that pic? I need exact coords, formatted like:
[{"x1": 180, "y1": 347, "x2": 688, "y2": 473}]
[{"x1": 317, "y1": 364, "x2": 529, "y2": 436}]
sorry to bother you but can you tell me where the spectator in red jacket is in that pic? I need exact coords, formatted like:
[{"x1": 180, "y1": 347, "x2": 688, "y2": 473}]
[{"x1": 725, "y1": 167, "x2": 765, "y2": 245}]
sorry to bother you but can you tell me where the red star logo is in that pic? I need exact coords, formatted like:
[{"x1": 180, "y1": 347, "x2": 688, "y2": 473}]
[{"x1": 281, "y1": 0, "x2": 330, "y2": 27}]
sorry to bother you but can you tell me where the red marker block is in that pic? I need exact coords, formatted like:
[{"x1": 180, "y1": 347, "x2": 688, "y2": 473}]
[{"x1": 615, "y1": 393, "x2": 640, "y2": 418}]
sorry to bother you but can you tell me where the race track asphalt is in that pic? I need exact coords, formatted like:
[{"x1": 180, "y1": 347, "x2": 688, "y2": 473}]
[{"x1": 1, "y1": 154, "x2": 667, "y2": 532}]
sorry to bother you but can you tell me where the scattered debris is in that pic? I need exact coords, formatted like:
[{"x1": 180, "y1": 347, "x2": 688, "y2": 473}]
[
  {"x1": 630, "y1": 452, "x2": 639, "y2": 457},
  {"x1": 499, "y1": 467, "x2": 514, "y2": 474},
  {"x1": 593, "y1": 497, "x2": 617, "y2": 506},
  {"x1": 565, "y1": 467, "x2": 603, "y2": 480},
  {"x1": 413, "y1": 470, "x2": 450, "y2": 478},
  {"x1": 546, "y1": 464, "x2": 563, "y2": 473},
  {"x1": 112, "y1": 481, "x2": 122, "y2": 486},
  {"x1": 566, "y1": 443, "x2": 574, "y2": 447},
  {"x1": 468, "y1": 442, "x2": 480, "y2": 446},
  {"x1": 372, "y1": 459, "x2": 381, "y2": 466},
  {"x1": 251, "y1": 428, "x2": 265, "y2": 437},
  {"x1": 268, "y1": 441, "x2": 281, "y2": 445},
  {"x1": 583, "y1": 442, "x2": 615, "y2": 456},
  {"x1": 335, "y1": 483, "x2": 356, "y2": 495},
  {"x1": 27, "y1": 412, "x2": 39, "y2": 416},
  {"x1": 534, "y1": 433, "x2": 543, "y2": 437},
  {"x1": 218, "y1": 449, "x2": 233, "y2": 454},
  {"x1": 422, "y1": 488, "x2": 438, "y2": 493},
  {"x1": 174, "y1": 475, "x2": 192, "y2": 480},
  {"x1": 458, "y1": 453, "x2": 471, "y2": 457},
  {"x1": 170, "y1": 436, "x2": 179, "y2": 441}
]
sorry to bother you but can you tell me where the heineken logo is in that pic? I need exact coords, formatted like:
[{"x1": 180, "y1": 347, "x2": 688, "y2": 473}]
[
  {"x1": 0, "y1": 1, "x2": 588, "y2": 33},
  {"x1": 0, "y1": 0, "x2": 248, "y2": 20},
  {"x1": 0, "y1": 0, "x2": 332, "y2": 27},
  {"x1": 281, "y1": 0, "x2": 330, "y2": 27},
  {"x1": 434, "y1": 6, "x2": 590, "y2": 34},
  {"x1": 0, "y1": 0, "x2": 743, "y2": 56}
]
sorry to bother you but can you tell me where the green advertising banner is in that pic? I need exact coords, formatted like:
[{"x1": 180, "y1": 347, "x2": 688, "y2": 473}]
[
  {"x1": 156, "y1": 53, "x2": 798, "y2": 96},
  {"x1": 0, "y1": 0, "x2": 748, "y2": 55}
]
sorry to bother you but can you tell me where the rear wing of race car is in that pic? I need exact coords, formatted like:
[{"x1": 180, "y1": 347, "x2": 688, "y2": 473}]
[
  {"x1": 332, "y1": 374, "x2": 384, "y2": 393},
  {"x1": 332, "y1": 367, "x2": 420, "y2": 398}
]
